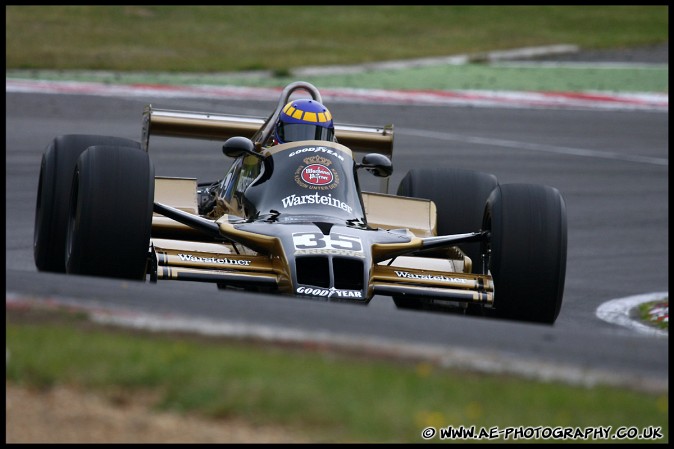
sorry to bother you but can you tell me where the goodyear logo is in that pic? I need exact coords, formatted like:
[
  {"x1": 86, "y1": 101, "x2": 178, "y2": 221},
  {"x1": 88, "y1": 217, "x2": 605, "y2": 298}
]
[
  {"x1": 296, "y1": 286, "x2": 362, "y2": 298},
  {"x1": 288, "y1": 147, "x2": 345, "y2": 162}
]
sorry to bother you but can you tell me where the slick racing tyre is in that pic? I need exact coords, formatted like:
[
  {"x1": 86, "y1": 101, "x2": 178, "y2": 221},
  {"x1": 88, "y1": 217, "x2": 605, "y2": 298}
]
[
  {"x1": 483, "y1": 183, "x2": 567, "y2": 324},
  {"x1": 393, "y1": 168, "x2": 498, "y2": 311},
  {"x1": 34, "y1": 135, "x2": 141, "y2": 272},
  {"x1": 65, "y1": 145, "x2": 154, "y2": 280},
  {"x1": 397, "y1": 168, "x2": 498, "y2": 274}
]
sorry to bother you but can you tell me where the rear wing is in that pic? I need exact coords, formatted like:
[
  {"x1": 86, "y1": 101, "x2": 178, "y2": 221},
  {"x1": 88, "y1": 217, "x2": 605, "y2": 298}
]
[
  {"x1": 141, "y1": 106, "x2": 394, "y2": 158},
  {"x1": 141, "y1": 81, "x2": 395, "y2": 192}
]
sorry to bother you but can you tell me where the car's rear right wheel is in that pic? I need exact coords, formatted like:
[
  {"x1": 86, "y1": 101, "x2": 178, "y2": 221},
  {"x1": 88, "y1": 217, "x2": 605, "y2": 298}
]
[{"x1": 393, "y1": 168, "x2": 498, "y2": 311}]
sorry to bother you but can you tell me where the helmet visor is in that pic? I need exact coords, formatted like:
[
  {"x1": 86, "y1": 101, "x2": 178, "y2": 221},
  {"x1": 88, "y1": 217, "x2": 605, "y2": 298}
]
[{"x1": 277, "y1": 123, "x2": 334, "y2": 143}]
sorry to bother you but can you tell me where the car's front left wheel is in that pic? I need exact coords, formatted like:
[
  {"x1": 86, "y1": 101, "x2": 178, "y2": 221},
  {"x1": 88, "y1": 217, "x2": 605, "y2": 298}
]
[
  {"x1": 66, "y1": 145, "x2": 154, "y2": 280},
  {"x1": 34, "y1": 134, "x2": 141, "y2": 272}
]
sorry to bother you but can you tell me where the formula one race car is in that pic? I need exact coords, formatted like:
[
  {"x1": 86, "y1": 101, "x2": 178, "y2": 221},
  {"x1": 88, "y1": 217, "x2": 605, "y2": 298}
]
[{"x1": 33, "y1": 81, "x2": 567, "y2": 324}]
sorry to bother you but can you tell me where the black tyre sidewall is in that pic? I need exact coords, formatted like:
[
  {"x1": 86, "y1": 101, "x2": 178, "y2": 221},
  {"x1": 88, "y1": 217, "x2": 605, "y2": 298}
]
[
  {"x1": 33, "y1": 135, "x2": 140, "y2": 272},
  {"x1": 485, "y1": 184, "x2": 567, "y2": 324},
  {"x1": 66, "y1": 145, "x2": 154, "y2": 280}
]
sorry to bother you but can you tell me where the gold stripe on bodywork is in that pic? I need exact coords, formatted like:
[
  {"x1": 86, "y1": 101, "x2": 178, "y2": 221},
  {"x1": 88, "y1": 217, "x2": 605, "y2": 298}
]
[
  {"x1": 372, "y1": 265, "x2": 493, "y2": 292},
  {"x1": 373, "y1": 283, "x2": 494, "y2": 305},
  {"x1": 156, "y1": 266, "x2": 280, "y2": 288},
  {"x1": 216, "y1": 216, "x2": 280, "y2": 253},
  {"x1": 361, "y1": 192, "x2": 436, "y2": 238},
  {"x1": 216, "y1": 216, "x2": 292, "y2": 291},
  {"x1": 157, "y1": 250, "x2": 271, "y2": 272},
  {"x1": 151, "y1": 238, "x2": 240, "y2": 255},
  {"x1": 371, "y1": 237, "x2": 424, "y2": 263}
]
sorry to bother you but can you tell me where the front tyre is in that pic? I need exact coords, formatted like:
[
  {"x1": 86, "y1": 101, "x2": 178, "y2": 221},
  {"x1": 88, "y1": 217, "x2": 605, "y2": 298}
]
[
  {"x1": 66, "y1": 145, "x2": 154, "y2": 280},
  {"x1": 484, "y1": 184, "x2": 567, "y2": 324},
  {"x1": 34, "y1": 135, "x2": 141, "y2": 272}
]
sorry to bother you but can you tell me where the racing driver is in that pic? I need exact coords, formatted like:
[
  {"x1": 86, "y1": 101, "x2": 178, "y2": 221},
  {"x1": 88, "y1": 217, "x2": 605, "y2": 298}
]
[{"x1": 273, "y1": 98, "x2": 336, "y2": 145}]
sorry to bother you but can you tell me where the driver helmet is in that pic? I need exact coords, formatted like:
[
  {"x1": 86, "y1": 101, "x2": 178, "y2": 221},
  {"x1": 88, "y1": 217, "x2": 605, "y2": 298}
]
[{"x1": 274, "y1": 99, "x2": 335, "y2": 144}]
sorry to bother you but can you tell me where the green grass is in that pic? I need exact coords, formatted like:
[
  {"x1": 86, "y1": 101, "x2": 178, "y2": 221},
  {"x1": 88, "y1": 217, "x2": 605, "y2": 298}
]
[
  {"x1": 638, "y1": 301, "x2": 669, "y2": 331},
  {"x1": 5, "y1": 6, "x2": 668, "y2": 73},
  {"x1": 192, "y1": 64, "x2": 668, "y2": 92},
  {"x1": 6, "y1": 310, "x2": 669, "y2": 443},
  {"x1": 8, "y1": 63, "x2": 667, "y2": 93}
]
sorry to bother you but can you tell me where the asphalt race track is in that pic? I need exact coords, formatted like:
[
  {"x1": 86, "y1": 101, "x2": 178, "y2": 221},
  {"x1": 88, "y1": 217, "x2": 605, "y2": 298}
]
[{"x1": 5, "y1": 90, "x2": 668, "y2": 391}]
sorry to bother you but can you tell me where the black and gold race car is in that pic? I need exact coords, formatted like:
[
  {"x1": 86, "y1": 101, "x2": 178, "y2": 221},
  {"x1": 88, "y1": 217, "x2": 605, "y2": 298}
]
[{"x1": 33, "y1": 81, "x2": 567, "y2": 324}]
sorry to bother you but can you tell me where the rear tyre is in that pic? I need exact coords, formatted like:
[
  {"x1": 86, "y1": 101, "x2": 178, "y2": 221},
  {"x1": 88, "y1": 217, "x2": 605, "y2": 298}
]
[
  {"x1": 483, "y1": 184, "x2": 567, "y2": 324},
  {"x1": 34, "y1": 135, "x2": 141, "y2": 272},
  {"x1": 397, "y1": 168, "x2": 498, "y2": 273},
  {"x1": 393, "y1": 168, "x2": 498, "y2": 311},
  {"x1": 65, "y1": 145, "x2": 154, "y2": 280}
]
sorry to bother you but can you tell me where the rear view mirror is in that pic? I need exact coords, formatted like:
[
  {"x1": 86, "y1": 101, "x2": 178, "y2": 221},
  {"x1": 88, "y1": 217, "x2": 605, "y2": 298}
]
[
  {"x1": 222, "y1": 136, "x2": 260, "y2": 158},
  {"x1": 358, "y1": 153, "x2": 392, "y2": 178}
]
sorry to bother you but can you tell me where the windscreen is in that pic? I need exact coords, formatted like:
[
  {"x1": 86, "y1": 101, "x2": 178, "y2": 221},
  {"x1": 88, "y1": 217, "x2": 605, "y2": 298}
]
[{"x1": 242, "y1": 142, "x2": 366, "y2": 223}]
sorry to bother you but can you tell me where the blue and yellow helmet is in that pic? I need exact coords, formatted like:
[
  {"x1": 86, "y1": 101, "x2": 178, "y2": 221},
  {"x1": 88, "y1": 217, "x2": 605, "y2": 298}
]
[{"x1": 274, "y1": 99, "x2": 335, "y2": 144}]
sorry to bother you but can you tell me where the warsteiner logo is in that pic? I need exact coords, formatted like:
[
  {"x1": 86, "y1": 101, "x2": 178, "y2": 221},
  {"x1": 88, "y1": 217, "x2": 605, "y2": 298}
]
[
  {"x1": 394, "y1": 270, "x2": 467, "y2": 284},
  {"x1": 177, "y1": 253, "x2": 252, "y2": 266},
  {"x1": 281, "y1": 193, "x2": 353, "y2": 213},
  {"x1": 295, "y1": 155, "x2": 340, "y2": 190}
]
